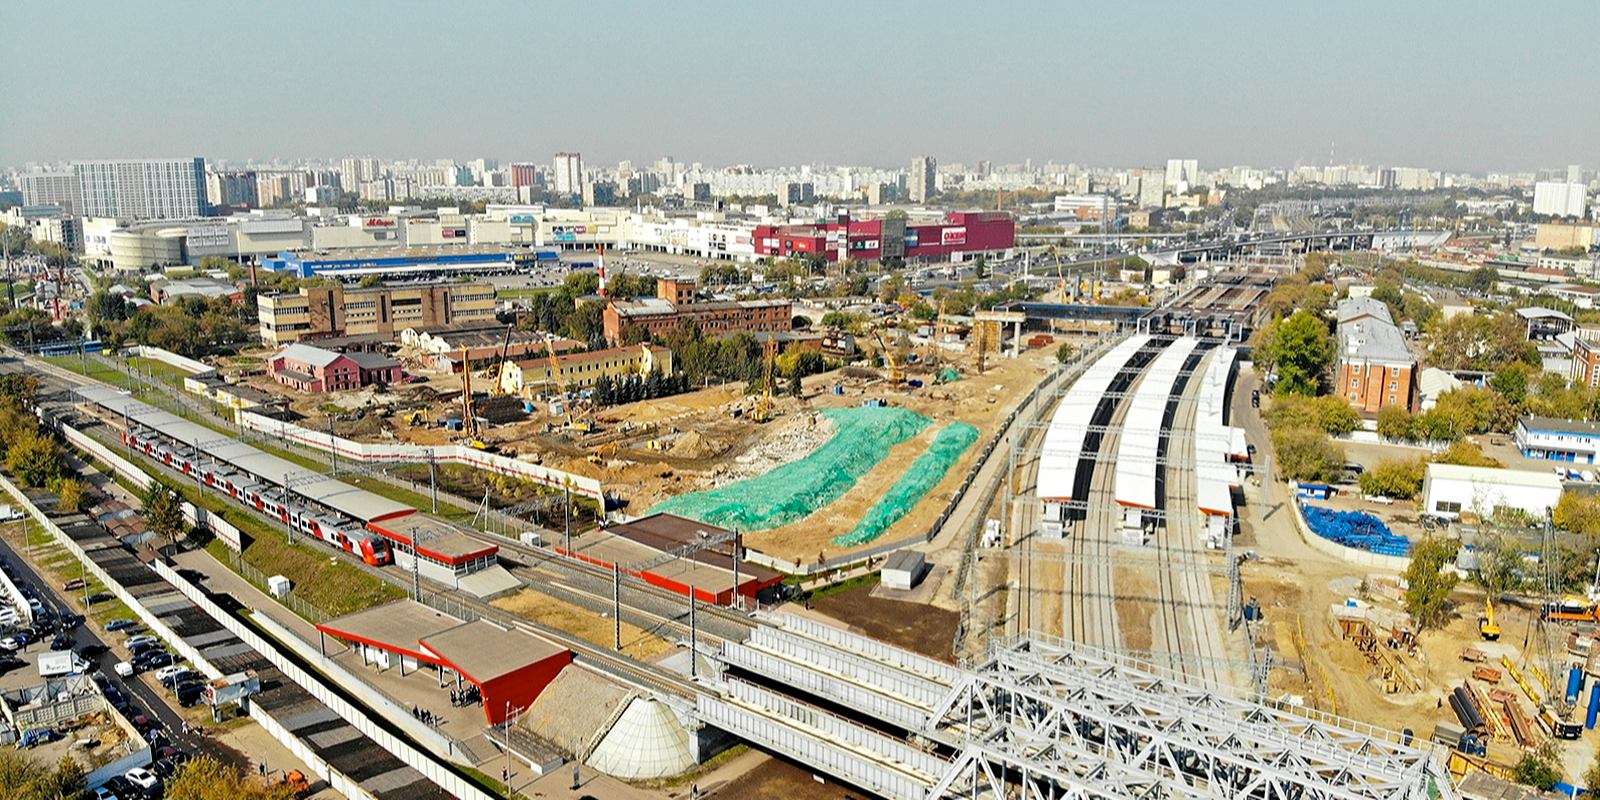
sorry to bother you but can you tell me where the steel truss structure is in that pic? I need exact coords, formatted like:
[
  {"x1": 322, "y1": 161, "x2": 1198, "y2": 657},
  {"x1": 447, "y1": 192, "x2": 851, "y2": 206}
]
[{"x1": 926, "y1": 636, "x2": 1453, "y2": 800}]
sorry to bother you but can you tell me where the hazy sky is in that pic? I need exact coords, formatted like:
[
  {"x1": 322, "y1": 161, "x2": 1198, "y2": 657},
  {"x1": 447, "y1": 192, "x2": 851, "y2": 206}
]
[{"x1": 3, "y1": 0, "x2": 1596, "y2": 172}]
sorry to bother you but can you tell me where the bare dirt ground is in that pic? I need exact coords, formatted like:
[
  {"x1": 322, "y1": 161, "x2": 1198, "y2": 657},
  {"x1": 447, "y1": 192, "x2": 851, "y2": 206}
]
[
  {"x1": 809, "y1": 582, "x2": 961, "y2": 662},
  {"x1": 698, "y1": 755, "x2": 867, "y2": 800},
  {"x1": 491, "y1": 589, "x2": 673, "y2": 661}
]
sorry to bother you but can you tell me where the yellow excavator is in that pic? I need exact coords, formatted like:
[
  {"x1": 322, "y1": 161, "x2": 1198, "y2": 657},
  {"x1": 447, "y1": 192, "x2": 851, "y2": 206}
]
[
  {"x1": 587, "y1": 441, "x2": 619, "y2": 464},
  {"x1": 1479, "y1": 597, "x2": 1501, "y2": 641}
]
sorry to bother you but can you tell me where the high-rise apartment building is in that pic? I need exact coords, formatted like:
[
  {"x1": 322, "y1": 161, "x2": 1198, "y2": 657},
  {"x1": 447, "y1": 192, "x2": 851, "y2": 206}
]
[
  {"x1": 553, "y1": 153, "x2": 584, "y2": 200},
  {"x1": 340, "y1": 157, "x2": 381, "y2": 189},
  {"x1": 909, "y1": 156, "x2": 937, "y2": 203},
  {"x1": 1534, "y1": 181, "x2": 1589, "y2": 218},
  {"x1": 1136, "y1": 167, "x2": 1166, "y2": 208},
  {"x1": 206, "y1": 171, "x2": 259, "y2": 208},
  {"x1": 1164, "y1": 159, "x2": 1198, "y2": 191},
  {"x1": 72, "y1": 158, "x2": 208, "y2": 219},
  {"x1": 19, "y1": 172, "x2": 84, "y2": 214},
  {"x1": 509, "y1": 163, "x2": 540, "y2": 188}
]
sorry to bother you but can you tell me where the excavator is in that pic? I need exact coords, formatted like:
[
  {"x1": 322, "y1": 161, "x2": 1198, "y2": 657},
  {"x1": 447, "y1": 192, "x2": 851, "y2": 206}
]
[
  {"x1": 587, "y1": 441, "x2": 619, "y2": 464},
  {"x1": 751, "y1": 339, "x2": 778, "y2": 423},
  {"x1": 1479, "y1": 597, "x2": 1501, "y2": 641},
  {"x1": 869, "y1": 327, "x2": 905, "y2": 386}
]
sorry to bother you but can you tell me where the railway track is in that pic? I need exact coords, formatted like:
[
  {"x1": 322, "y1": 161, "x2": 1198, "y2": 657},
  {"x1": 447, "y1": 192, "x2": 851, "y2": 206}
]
[
  {"x1": 1067, "y1": 357, "x2": 1145, "y2": 647},
  {"x1": 1154, "y1": 347, "x2": 1220, "y2": 685}
]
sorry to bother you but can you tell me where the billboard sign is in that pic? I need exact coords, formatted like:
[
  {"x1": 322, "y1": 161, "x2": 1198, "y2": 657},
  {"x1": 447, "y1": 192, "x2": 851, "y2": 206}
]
[{"x1": 941, "y1": 227, "x2": 967, "y2": 246}]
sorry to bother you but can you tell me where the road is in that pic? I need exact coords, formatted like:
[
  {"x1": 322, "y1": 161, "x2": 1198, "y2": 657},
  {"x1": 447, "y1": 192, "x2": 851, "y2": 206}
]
[{"x1": 0, "y1": 526, "x2": 208, "y2": 756}]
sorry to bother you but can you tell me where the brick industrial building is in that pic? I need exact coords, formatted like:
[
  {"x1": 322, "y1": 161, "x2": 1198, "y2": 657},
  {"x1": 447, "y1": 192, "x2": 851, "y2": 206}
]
[
  {"x1": 268, "y1": 343, "x2": 402, "y2": 392},
  {"x1": 603, "y1": 277, "x2": 791, "y2": 345},
  {"x1": 258, "y1": 282, "x2": 497, "y2": 345}
]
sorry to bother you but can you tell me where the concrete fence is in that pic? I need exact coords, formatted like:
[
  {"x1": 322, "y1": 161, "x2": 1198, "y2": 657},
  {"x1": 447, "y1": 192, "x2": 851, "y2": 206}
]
[
  {"x1": 0, "y1": 475, "x2": 385, "y2": 800},
  {"x1": 238, "y1": 410, "x2": 604, "y2": 502},
  {"x1": 124, "y1": 345, "x2": 213, "y2": 376},
  {"x1": 151, "y1": 562, "x2": 497, "y2": 800},
  {"x1": 1286, "y1": 485, "x2": 1411, "y2": 573}
]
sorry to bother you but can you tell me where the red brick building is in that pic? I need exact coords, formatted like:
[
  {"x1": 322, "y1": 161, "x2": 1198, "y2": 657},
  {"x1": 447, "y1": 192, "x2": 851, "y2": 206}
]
[
  {"x1": 603, "y1": 277, "x2": 791, "y2": 344},
  {"x1": 268, "y1": 342, "x2": 401, "y2": 392},
  {"x1": 1335, "y1": 297, "x2": 1418, "y2": 413}
]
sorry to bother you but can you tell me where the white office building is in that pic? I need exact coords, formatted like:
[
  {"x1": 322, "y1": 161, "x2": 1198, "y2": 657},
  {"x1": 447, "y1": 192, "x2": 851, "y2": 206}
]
[
  {"x1": 1534, "y1": 181, "x2": 1589, "y2": 218},
  {"x1": 73, "y1": 158, "x2": 208, "y2": 219},
  {"x1": 19, "y1": 172, "x2": 84, "y2": 214}
]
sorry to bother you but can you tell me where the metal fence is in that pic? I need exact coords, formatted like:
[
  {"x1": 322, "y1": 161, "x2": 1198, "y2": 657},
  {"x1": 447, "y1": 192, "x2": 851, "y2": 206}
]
[{"x1": 224, "y1": 548, "x2": 330, "y2": 624}]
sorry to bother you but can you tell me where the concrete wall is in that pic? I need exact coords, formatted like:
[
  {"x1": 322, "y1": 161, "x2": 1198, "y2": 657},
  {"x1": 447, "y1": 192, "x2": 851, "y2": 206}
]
[
  {"x1": 0, "y1": 548, "x2": 32, "y2": 623},
  {"x1": 149, "y1": 562, "x2": 496, "y2": 800},
  {"x1": 83, "y1": 747, "x2": 153, "y2": 790},
  {"x1": 1286, "y1": 486, "x2": 1411, "y2": 573},
  {"x1": 126, "y1": 345, "x2": 212, "y2": 375},
  {"x1": 237, "y1": 410, "x2": 604, "y2": 502}
]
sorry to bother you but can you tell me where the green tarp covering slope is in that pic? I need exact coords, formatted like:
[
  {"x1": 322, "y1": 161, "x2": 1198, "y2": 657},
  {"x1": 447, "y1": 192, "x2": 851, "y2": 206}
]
[
  {"x1": 832, "y1": 423, "x2": 979, "y2": 547},
  {"x1": 649, "y1": 406, "x2": 930, "y2": 531}
]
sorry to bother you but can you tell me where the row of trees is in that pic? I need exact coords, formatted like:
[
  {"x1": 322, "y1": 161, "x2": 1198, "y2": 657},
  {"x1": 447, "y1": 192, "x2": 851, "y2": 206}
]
[
  {"x1": 0, "y1": 374, "x2": 83, "y2": 512},
  {"x1": 591, "y1": 371, "x2": 693, "y2": 407}
]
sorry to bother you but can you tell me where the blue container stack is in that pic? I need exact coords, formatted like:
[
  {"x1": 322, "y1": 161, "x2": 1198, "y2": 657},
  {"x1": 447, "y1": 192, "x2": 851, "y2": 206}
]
[{"x1": 1301, "y1": 504, "x2": 1412, "y2": 556}]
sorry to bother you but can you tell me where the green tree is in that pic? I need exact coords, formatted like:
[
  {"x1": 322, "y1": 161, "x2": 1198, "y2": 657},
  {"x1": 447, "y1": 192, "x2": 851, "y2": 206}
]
[
  {"x1": 142, "y1": 477, "x2": 187, "y2": 553},
  {"x1": 1271, "y1": 427, "x2": 1346, "y2": 483},
  {"x1": 1474, "y1": 534, "x2": 1529, "y2": 597},
  {"x1": 1262, "y1": 395, "x2": 1359, "y2": 435},
  {"x1": 820, "y1": 311, "x2": 858, "y2": 329},
  {"x1": 358, "y1": 274, "x2": 383, "y2": 288},
  {"x1": 1255, "y1": 310, "x2": 1332, "y2": 396},
  {"x1": 6, "y1": 432, "x2": 63, "y2": 488},
  {"x1": 1583, "y1": 749, "x2": 1600, "y2": 798},
  {"x1": 0, "y1": 750, "x2": 91, "y2": 800},
  {"x1": 1403, "y1": 536, "x2": 1460, "y2": 630},
  {"x1": 50, "y1": 477, "x2": 84, "y2": 514},
  {"x1": 1055, "y1": 342, "x2": 1075, "y2": 364},
  {"x1": 1490, "y1": 363, "x2": 1530, "y2": 405},
  {"x1": 1431, "y1": 440, "x2": 1502, "y2": 468},
  {"x1": 1553, "y1": 491, "x2": 1600, "y2": 538},
  {"x1": 165, "y1": 755, "x2": 294, "y2": 800},
  {"x1": 1375, "y1": 404, "x2": 1417, "y2": 441},
  {"x1": 1510, "y1": 753, "x2": 1561, "y2": 791},
  {"x1": 1357, "y1": 458, "x2": 1426, "y2": 499}
]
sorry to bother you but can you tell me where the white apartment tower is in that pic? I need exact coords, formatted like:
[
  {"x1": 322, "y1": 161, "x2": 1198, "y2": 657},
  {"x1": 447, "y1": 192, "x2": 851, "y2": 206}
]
[
  {"x1": 1534, "y1": 181, "x2": 1589, "y2": 218},
  {"x1": 553, "y1": 153, "x2": 584, "y2": 200},
  {"x1": 910, "y1": 156, "x2": 937, "y2": 203},
  {"x1": 1165, "y1": 159, "x2": 1198, "y2": 191},
  {"x1": 73, "y1": 158, "x2": 208, "y2": 219},
  {"x1": 19, "y1": 172, "x2": 84, "y2": 214}
]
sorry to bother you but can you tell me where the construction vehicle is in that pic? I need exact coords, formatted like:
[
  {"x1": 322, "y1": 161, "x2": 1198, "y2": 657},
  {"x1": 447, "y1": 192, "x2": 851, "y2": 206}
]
[
  {"x1": 402, "y1": 409, "x2": 427, "y2": 427},
  {"x1": 266, "y1": 769, "x2": 312, "y2": 798},
  {"x1": 869, "y1": 327, "x2": 905, "y2": 385},
  {"x1": 587, "y1": 441, "x2": 619, "y2": 464},
  {"x1": 491, "y1": 323, "x2": 516, "y2": 395},
  {"x1": 1479, "y1": 597, "x2": 1501, "y2": 641},
  {"x1": 751, "y1": 339, "x2": 778, "y2": 422}
]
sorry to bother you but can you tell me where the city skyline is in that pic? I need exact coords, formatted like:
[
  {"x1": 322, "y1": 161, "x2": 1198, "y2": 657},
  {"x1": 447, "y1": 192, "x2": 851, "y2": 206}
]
[{"x1": 1, "y1": 1, "x2": 1596, "y2": 172}]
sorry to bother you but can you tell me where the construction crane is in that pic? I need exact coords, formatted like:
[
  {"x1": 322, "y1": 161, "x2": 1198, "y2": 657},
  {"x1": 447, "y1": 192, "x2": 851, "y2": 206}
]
[
  {"x1": 1479, "y1": 597, "x2": 1501, "y2": 641},
  {"x1": 543, "y1": 334, "x2": 565, "y2": 396},
  {"x1": 491, "y1": 323, "x2": 515, "y2": 395},
  {"x1": 456, "y1": 345, "x2": 492, "y2": 448}
]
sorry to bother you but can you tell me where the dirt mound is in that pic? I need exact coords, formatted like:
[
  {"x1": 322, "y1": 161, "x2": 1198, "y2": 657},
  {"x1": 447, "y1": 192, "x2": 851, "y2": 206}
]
[
  {"x1": 671, "y1": 430, "x2": 719, "y2": 458},
  {"x1": 559, "y1": 458, "x2": 605, "y2": 479}
]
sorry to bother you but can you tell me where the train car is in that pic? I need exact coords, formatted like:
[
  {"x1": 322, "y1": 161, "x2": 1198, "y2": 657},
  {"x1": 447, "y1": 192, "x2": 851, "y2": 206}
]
[{"x1": 115, "y1": 419, "x2": 392, "y2": 566}]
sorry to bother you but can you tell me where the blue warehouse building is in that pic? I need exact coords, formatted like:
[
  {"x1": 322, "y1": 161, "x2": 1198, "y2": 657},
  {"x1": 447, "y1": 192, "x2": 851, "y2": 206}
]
[
  {"x1": 1515, "y1": 416, "x2": 1600, "y2": 464},
  {"x1": 262, "y1": 249, "x2": 555, "y2": 280}
]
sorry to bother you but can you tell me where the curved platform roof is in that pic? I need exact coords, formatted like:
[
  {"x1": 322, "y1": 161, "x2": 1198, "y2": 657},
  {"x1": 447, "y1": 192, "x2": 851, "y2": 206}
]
[
  {"x1": 1194, "y1": 347, "x2": 1244, "y2": 517},
  {"x1": 1036, "y1": 335, "x2": 1153, "y2": 503},
  {"x1": 1113, "y1": 337, "x2": 1199, "y2": 509}
]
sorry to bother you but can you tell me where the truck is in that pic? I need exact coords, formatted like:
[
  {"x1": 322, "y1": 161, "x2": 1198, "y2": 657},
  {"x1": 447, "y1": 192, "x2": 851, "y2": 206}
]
[
  {"x1": 206, "y1": 670, "x2": 262, "y2": 707},
  {"x1": 38, "y1": 651, "x2": 90, "y2": 677}
]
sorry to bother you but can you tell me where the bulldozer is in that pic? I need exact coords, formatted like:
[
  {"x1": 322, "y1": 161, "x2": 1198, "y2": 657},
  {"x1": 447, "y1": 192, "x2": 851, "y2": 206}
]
[{"x1": 1479, "y1": 597, "x2": 1501, "y2": 641}]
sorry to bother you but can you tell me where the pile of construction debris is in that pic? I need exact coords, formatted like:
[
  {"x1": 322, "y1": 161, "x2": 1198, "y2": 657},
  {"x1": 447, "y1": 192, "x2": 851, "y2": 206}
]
[{"x1": 711, "y1": 412, "x2": 834, "y2": 486}]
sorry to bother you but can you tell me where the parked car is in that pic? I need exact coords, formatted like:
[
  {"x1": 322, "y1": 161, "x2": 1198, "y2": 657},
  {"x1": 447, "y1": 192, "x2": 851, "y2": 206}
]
[
  {"x1": 104, "y1": 619, "x2": 135, "y2": 632},
  {"x1": 132, "y1": 652, "x2": 173, "y2": 671},
  {"x1": 113, "y1": 661, "x2": 134, "y2": 678},
  {"x1": 49, "y1": 635, "x2": 73, "y2": 651},
  {"x1": 124, "y1": 767, "x2": 159, "y2": 792},
  {"x1": 154, "y1": 665, "x2": 191, "y2": 684},
  {"x1": 85, "y1": 592, "x2": 115, "y2": 605},
  {"x1": 0, "y1": 637, "x2": 20, "y2": 651},
  {"x1": 61, "y1": 578, "x2": 86, "y2": 591},
  {"x1": 77, "y1": 643, "x2": 107, "y2": 658},
  {"x1": 124, "y1": 635, "x2": 156, "y2": 649}
]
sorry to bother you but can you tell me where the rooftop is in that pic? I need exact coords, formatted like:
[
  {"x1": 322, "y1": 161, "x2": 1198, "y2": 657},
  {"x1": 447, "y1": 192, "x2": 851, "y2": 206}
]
[
  {"x1": 1336, "y1": 295, "x2": 1394, "y2": 325},
  {"x1": 1519, "y1": 416, "x2": 1600, "y2": 437},
  {"x1": 419, "y1": 621, "x2": 565, "y2": 683},
  {"x1": 1515, "y1": 306, "x2": 1574, "y2": 322},
  {"x1": 1426, "y1": 463, "x2": 1563, "y2": 491},
  {"x1": 366, "y1": 515, "x2": 499, "y2": 564},
  {"x1": 345, "y1": 351, "x2": 400, "y2": 370},
  {"x1": 276, "y1": 343, "x2": 342, "y2": 368},
  {"x1": 316, "y1": 600, "x2": 465, "y2": 659},
  {"x1": 1338, "y1": 315, "x2": 1414, "y2": 365}
]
